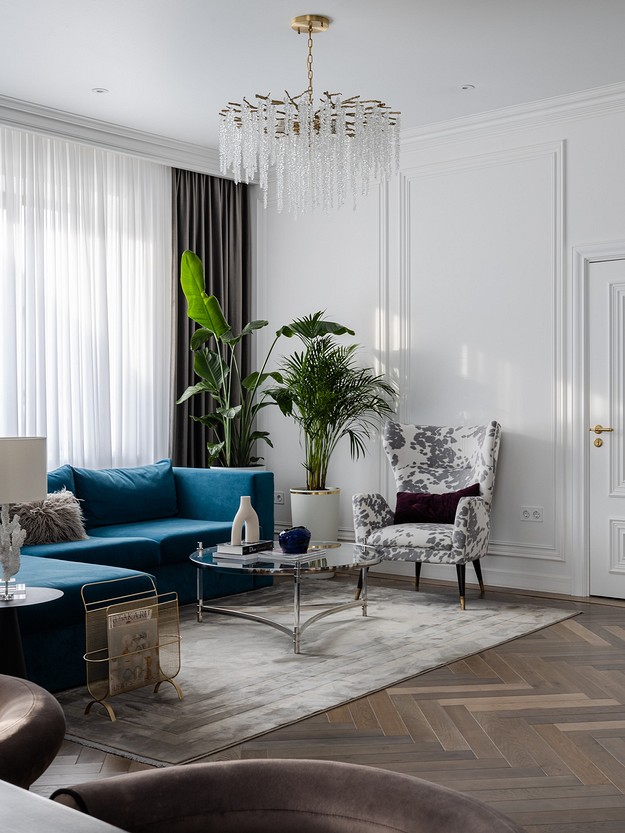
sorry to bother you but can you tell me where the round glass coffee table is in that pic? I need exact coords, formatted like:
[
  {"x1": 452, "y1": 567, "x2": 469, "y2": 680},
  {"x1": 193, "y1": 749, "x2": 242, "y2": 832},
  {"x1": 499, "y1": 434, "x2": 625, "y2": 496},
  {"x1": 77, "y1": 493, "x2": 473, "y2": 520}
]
[{"x1": 190, "y1": 542, "x2": 381, "y2": 653}]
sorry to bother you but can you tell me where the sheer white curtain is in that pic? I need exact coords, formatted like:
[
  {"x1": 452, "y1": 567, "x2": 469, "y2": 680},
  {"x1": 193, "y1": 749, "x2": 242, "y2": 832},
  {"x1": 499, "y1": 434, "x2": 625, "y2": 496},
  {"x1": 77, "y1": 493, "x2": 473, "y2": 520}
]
[{"x1": 0, "y1": 127, "x2": 173, "y2": 469}]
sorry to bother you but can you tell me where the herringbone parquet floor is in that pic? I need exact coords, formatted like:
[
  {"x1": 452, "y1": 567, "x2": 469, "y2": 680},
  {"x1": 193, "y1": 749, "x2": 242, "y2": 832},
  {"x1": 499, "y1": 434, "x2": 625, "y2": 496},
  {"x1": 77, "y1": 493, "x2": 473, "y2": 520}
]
[{"x1": 33, "y1": 577, "x2": 625, "y2": 832}]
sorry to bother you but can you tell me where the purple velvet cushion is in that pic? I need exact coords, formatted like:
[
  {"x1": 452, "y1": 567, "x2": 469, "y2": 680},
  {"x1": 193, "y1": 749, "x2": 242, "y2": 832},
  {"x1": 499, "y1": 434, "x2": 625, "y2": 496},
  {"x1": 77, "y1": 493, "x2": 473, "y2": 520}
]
[{"x1": 394, "y1": 483, "x2": 481, "y2": 524}]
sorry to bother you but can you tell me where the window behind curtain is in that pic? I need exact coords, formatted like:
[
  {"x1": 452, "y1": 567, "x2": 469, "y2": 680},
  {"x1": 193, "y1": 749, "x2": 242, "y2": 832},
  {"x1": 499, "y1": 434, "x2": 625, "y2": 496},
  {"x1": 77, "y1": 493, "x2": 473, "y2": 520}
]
[{"x1": 0, "y1": 127, "x2": 173, "y2": 470}]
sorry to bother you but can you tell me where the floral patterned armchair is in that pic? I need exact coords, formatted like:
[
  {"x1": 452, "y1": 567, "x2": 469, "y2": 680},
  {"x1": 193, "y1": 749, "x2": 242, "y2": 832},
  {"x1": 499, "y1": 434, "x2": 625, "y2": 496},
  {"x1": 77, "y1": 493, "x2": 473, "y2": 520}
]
[{"x1": 352, "y1": 421, "x2": 502, "y2": 609}]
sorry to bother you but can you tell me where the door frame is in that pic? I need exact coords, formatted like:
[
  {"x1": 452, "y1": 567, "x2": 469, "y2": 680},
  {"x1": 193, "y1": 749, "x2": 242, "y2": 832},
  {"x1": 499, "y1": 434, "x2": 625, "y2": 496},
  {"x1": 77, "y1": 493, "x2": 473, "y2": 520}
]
[{"x1": 571, "y1": 240, "x2": 625, "y2": 597}]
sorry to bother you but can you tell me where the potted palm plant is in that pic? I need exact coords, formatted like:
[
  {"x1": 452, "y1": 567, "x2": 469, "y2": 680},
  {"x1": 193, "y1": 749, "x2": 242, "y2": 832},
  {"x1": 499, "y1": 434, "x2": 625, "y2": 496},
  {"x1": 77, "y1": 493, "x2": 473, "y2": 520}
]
[
  {"x1": 177, "y1": 250, "x2": 285, "y2": 467},
  {"x1": 270, "y1": 312, "x2": 397, "y2": 540}
]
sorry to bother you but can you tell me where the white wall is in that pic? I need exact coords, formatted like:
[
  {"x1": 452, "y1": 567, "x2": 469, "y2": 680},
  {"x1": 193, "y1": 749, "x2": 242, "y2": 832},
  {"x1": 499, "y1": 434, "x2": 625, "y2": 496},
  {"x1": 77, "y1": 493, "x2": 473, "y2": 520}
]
[{"x1": 254, "y1": 85, "x2": 625, "y2": 597}]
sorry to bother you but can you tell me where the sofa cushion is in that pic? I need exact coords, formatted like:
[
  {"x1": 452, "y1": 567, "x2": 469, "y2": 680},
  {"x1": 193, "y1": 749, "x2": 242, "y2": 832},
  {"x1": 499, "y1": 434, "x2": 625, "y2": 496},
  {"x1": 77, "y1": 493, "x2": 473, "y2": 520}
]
[
  {"x1": 370, "y1": 523, "x2": 453, "y2": 550},
  {"x1": 73, "y1": 460, "x2": 178, "y2": 528},
  {"x1": 394, "y1": 483, "x2": 480, "y2": 525},
  {"x1": 12, "y1": 491, "x2": 88, "y2": 544},
  {"x1": 22, "y1": 535, "x2": 160, "y2": 571},
  {"x1": 88, "y1": 518, "x2": 233, "y2": 564},
  {"x1": 47, "y1": 465, "x2": 76, "y2": 494}
]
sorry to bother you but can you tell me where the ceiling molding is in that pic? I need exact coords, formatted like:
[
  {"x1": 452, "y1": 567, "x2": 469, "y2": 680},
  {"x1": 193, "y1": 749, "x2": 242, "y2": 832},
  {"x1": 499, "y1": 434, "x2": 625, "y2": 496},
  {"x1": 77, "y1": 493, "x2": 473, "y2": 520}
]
[
  {"x1": 0, "y1": 94, "x2": 221, "y2": 176},
  {"x1": 401, "y1": 81, "x2": 625, "y2": 151}
]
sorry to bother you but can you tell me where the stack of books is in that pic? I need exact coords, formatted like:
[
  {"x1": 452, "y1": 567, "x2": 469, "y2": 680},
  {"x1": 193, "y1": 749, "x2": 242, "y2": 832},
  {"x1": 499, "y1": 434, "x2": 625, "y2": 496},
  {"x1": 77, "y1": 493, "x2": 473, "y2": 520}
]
[{"x1": 213, "y1": 539, "x2": 273, "y2": 566}]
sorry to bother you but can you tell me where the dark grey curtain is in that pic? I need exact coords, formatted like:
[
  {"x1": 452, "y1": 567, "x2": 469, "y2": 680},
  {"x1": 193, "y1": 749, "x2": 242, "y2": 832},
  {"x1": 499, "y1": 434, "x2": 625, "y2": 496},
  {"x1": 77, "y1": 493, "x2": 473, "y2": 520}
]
[{"x1": 172, "y1": 169, "x2": 251, "y2": 466}]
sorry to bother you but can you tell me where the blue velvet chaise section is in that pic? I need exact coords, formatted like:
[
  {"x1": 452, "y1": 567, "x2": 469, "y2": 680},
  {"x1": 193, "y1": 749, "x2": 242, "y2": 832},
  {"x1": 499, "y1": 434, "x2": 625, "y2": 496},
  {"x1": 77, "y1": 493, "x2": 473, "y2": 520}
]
[{"x1": 17, "y1": 461, "x2": 274, "y2": 691}]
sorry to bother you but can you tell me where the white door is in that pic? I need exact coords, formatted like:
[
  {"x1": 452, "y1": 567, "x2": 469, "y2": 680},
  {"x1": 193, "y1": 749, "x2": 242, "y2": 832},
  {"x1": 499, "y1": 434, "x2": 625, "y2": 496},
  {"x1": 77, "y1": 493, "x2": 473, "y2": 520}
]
[{"x1": 589, "y1": 258, "x2": 625, "y2": 598}]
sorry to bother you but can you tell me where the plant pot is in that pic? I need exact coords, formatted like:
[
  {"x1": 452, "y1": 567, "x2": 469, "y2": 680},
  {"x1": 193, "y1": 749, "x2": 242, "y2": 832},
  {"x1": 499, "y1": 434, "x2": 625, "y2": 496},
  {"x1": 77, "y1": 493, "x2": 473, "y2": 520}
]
[{"x1": 289, "y1": 487, "x2": 340, "y2": 543}]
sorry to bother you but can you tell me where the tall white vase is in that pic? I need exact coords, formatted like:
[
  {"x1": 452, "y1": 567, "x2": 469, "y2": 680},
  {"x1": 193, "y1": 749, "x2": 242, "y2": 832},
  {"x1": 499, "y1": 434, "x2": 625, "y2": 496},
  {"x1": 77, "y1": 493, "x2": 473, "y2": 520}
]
[
  {"x1": 289, "y1": 488, "x2": 341, "y2": 543},
  {"x1": 230, "y1": 496, "x2": 260, "y2": 544}
]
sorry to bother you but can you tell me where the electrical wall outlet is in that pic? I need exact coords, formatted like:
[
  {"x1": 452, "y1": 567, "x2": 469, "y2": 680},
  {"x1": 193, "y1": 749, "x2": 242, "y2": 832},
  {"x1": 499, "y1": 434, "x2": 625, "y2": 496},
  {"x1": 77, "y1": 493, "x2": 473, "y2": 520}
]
[
  {"x1": 520, "y1": 506, "x2": 543, "y2": 522},
  {"x1": 274, "y1": 491, "x2": 285, "y2": 505}
]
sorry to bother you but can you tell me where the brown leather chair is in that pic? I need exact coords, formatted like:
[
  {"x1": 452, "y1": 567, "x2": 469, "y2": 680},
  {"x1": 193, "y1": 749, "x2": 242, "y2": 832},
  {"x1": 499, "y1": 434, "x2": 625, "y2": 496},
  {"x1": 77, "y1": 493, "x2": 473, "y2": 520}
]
[
  {"x1": 0, "y1": 673, "x2": 66, "y2": 789},
  {"x1": 52, "y1": 758, "x2": 524, "y2": 832}
]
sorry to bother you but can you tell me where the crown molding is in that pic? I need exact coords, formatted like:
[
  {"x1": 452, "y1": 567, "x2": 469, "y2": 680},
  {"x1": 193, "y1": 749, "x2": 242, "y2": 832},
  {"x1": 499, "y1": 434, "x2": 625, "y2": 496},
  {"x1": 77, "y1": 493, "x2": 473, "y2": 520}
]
[
  {"x1": 401, "y1": 81, "x2": 625, "y2": 151},
  {"x1": 0, "y1": 94, "x2": 221, "y2": 175}
]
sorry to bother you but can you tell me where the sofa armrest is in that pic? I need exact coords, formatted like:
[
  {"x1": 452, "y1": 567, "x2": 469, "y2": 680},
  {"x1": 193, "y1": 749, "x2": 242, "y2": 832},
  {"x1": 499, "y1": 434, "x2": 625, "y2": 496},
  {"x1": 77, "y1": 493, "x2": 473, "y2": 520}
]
[
  {"x1": 173, "y1": 468, "x2": 274, "y2": 542},
  {"x1": 452, "y1": 496, "x2": 491, "y2": 563},
  {"x1": 352, "y1": 493, "x2": 394, "y2": 544}
]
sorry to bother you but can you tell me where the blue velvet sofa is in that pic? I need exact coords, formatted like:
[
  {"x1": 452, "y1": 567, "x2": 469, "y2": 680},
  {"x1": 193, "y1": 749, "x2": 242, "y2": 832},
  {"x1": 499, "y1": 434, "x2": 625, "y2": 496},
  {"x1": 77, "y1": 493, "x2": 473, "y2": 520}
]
[{"x1": 16, "y1": 460, "x2": 274, "y2": 691}]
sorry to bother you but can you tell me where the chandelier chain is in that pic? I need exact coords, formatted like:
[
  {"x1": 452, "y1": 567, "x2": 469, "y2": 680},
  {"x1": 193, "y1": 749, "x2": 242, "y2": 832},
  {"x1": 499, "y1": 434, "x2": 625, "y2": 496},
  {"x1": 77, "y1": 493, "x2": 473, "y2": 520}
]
[{"x1": 307, "y1": 22, "x2": 314, "y2": 103}]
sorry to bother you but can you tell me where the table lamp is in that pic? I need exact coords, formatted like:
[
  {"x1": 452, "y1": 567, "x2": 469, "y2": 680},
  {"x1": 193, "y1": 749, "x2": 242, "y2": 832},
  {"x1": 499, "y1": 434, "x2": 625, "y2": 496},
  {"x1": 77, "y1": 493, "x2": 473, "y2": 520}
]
[{"x1": 0, "y1": 437, "x2": 47, "y2": 600}]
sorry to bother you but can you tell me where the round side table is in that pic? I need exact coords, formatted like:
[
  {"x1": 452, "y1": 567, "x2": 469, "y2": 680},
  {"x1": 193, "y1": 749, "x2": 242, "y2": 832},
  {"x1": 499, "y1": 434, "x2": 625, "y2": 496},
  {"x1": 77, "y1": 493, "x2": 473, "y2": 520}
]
[{"x1": 0, "y1": 587, "x2": 64, "y2": 678}]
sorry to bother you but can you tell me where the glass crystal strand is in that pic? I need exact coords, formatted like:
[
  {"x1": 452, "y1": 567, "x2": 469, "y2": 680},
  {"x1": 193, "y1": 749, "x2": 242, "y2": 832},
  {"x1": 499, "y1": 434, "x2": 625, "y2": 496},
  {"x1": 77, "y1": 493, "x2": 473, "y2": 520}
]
[
  {"x1": 353, "y1": 101, "x2": 366, "y2": 208},
  {"x1": 220, "y1": 109, "x2": 239, "y2": 181},
  {"x1": 313, "y1": 101, "x2": 324, "y2": 210},
  {"x1": 393, "y1": 115, "x2": 401, "y2": 174},
  {"x1": 275, "y1": 135, "x2": 285, "y2": 213},
  {"x1": 360, "y1": 103, "x2": 372, "y2": 198},
  {"x1": 343, "y1": 103, "x2": 356, "y2": 211},
  {"x1": 298, "y1": 99, "x2": 308, "y2": 214},
  {"x1": 278, "y1": 101, "x2": 295, "y2": 211},
  {"x1": 219, "y1": 113, "x2": 228, "y2": 177},
  {"x1": 246, "y1": 104, "x2": 261, "y2": 184},
  {"x1": 335, "y1": 101, "x2": 347, "y2": 209},
  {"x1": 304, "y1": 116, "x2": 313, "y2": 214},
  {"x1": 371, "y1": 109, "x2": 383, "y2": 182},
  {"x1": 285, "y1": 102, "x2": 299, "y2": 215},
  {"x1": 267, "y1": 102, "x2": 278, "y2": 169},
  {"x1": 381, "y1": 113, "x2": 395, "y2": 181},
  {"x1": 320, "y1": 99, "x2": 334, "y2": 211},
  {"x1": 257, "y1": 99, "x2": 269, "y2": 204}
]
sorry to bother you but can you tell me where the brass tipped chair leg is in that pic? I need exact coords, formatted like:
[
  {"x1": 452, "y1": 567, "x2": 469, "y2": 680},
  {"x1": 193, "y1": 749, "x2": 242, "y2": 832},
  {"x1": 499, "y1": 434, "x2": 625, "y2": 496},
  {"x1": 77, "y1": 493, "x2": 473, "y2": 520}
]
[
  {"x1": 456, "y1": 564, "x2": 466, "y2": 610},
  {"x1": 414, "y1": 562, "x2": 422, "y2": 591},
  {"x1": 473, "y1": 560, "x2": 485, "y2": 596},
  {"x1": 355, "y1": 571, "x2": 363, "y2": 601}
]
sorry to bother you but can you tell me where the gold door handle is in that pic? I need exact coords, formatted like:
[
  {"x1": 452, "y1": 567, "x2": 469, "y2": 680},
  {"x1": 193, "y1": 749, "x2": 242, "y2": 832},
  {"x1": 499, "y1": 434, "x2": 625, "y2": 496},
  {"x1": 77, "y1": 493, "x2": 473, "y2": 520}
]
[{"x1": 589, "y1": 424, "x2": 614, "y2": 434}]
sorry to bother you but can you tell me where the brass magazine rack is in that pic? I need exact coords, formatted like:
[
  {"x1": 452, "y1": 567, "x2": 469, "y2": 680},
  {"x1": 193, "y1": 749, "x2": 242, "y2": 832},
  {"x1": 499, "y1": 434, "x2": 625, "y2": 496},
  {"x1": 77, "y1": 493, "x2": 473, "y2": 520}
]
[{"x1": 81, "y1": 575, "x2": 182, "y2": 721}]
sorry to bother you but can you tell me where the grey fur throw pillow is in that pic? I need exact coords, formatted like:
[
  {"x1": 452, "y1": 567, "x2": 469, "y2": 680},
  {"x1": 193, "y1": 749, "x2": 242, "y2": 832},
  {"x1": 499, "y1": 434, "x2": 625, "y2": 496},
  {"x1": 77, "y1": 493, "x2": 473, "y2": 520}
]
[{"x1": 11, "y1": 489, "x2": 88, "y2": 545}]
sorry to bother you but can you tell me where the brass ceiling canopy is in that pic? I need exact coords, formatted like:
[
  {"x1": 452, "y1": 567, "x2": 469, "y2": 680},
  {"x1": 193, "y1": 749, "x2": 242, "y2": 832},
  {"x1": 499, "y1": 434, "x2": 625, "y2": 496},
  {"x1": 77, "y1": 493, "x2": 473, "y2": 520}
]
[{"x1": 290, "y1": 14, "x2": 330, "y2": 34}]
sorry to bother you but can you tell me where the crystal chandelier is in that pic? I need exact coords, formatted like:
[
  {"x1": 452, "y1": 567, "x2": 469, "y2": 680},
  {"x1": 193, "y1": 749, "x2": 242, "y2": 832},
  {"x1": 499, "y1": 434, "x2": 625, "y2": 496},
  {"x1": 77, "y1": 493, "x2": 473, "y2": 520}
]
[{"x1": 219, "y1": 14, "x2": 400, "y2": 215}]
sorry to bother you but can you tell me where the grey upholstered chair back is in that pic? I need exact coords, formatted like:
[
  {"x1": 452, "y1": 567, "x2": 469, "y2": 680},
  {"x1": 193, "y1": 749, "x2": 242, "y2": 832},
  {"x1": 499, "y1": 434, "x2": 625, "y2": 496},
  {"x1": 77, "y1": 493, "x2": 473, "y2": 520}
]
[
  {"x1": 383, "y1": 421, "x2": 502, "y2": 508},
  {"x1": 52, "y1": 758, "x2": 525, "y2": 832}
]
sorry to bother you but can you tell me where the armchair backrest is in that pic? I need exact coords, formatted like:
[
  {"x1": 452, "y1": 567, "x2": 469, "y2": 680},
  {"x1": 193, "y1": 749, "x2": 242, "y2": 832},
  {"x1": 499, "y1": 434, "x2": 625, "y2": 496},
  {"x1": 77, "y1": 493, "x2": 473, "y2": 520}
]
[{"x1": 383, "y1": 421, "x2": 502, "y2": 508}]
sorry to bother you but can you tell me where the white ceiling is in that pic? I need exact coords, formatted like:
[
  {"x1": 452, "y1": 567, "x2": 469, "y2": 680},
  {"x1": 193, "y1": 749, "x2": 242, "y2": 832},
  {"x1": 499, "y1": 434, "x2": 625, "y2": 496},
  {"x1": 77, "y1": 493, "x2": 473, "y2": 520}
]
[{"x1": 2, "y1": 0, "x2": 625, "y2": 149}]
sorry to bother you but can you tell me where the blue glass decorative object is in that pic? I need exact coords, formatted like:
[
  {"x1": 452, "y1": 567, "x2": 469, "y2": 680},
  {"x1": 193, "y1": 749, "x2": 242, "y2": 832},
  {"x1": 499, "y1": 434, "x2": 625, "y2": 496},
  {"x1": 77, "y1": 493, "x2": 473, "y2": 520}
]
[{"x1": 278, "y1": 526, "x2": 311, "y2": 554}]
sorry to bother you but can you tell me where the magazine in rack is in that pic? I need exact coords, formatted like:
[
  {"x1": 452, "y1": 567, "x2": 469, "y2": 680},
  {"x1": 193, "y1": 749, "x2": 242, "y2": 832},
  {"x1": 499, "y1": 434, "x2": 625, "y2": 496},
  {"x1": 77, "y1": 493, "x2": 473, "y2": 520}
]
[{"x1": 107, "y1": 603, "x2": 160, "y2": 695}]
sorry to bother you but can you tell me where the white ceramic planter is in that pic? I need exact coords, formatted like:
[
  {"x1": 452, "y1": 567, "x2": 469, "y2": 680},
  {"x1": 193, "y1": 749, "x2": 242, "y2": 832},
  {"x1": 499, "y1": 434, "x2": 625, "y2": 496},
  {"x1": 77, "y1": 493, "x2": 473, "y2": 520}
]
[{"x1": 289, "y1": 487, "x2": 341, "y2": 543}]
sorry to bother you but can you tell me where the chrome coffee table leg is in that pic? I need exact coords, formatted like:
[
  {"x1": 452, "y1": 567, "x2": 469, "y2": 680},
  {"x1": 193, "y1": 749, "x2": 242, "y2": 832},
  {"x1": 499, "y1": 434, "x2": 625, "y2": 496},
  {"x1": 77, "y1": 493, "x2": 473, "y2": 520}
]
[
  {"x1": 293, "y1": 563, "x2": 301, "y2": 653},
  {"x1": 196, "y1": 560, "x2": 204, "y2": 623}
]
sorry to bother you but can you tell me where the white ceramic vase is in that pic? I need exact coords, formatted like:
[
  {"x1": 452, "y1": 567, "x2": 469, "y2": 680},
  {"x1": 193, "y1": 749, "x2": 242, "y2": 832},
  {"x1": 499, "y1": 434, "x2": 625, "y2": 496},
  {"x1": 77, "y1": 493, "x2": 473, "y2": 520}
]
[{"x1": 230, "y1": 496, "x2": 260, "y2": 544}]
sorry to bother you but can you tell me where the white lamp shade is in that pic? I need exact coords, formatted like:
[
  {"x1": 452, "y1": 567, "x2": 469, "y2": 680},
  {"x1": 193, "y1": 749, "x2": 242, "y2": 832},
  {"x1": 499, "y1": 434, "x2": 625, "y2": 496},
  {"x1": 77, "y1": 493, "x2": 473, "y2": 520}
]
[{"x1": 0, "y1": 437, "x2": 47, "y2": 504}]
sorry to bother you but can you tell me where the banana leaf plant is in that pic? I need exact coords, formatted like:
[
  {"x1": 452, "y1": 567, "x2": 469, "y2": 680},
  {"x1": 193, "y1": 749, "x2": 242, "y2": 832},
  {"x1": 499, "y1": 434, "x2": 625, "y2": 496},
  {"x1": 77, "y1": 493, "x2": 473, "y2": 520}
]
[
  {"x1": 176, "y1": 250, "x2": 283, "y2": 467},
  {"x1": 268, "y1": 312, "x2": 397, "y2": 490}
]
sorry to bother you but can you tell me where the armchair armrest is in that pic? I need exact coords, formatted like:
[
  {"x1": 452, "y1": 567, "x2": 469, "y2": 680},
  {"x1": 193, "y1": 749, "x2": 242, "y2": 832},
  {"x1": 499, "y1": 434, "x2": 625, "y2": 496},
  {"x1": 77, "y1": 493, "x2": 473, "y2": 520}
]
[
  {"x1": 352, "y1": 493, "x2": 394, "y2": 544},
  {"x1": 452, "y1": 496, "x2": 491, "y2": 563}
]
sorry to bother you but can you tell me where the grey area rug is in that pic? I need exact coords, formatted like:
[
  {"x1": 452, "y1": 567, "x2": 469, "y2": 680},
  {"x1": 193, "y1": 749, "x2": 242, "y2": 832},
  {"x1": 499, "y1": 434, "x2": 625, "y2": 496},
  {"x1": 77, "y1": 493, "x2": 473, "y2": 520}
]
[{"x1": 58, "y1": 579, "x2": 577, "y2": 767}]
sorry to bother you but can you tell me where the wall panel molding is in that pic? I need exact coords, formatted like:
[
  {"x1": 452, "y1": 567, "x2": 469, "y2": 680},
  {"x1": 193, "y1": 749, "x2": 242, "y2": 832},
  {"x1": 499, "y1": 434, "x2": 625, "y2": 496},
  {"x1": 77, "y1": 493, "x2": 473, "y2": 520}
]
[{"x1": 398, "y1": 141, "x2": 564, "y2": 562}]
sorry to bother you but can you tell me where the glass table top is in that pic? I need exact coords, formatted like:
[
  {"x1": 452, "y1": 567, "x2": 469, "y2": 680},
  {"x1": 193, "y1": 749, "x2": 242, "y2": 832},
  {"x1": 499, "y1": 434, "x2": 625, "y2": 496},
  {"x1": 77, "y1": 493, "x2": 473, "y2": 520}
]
[{"x1": 189, "y1": 541, "x2": 381, "y2": 574}]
